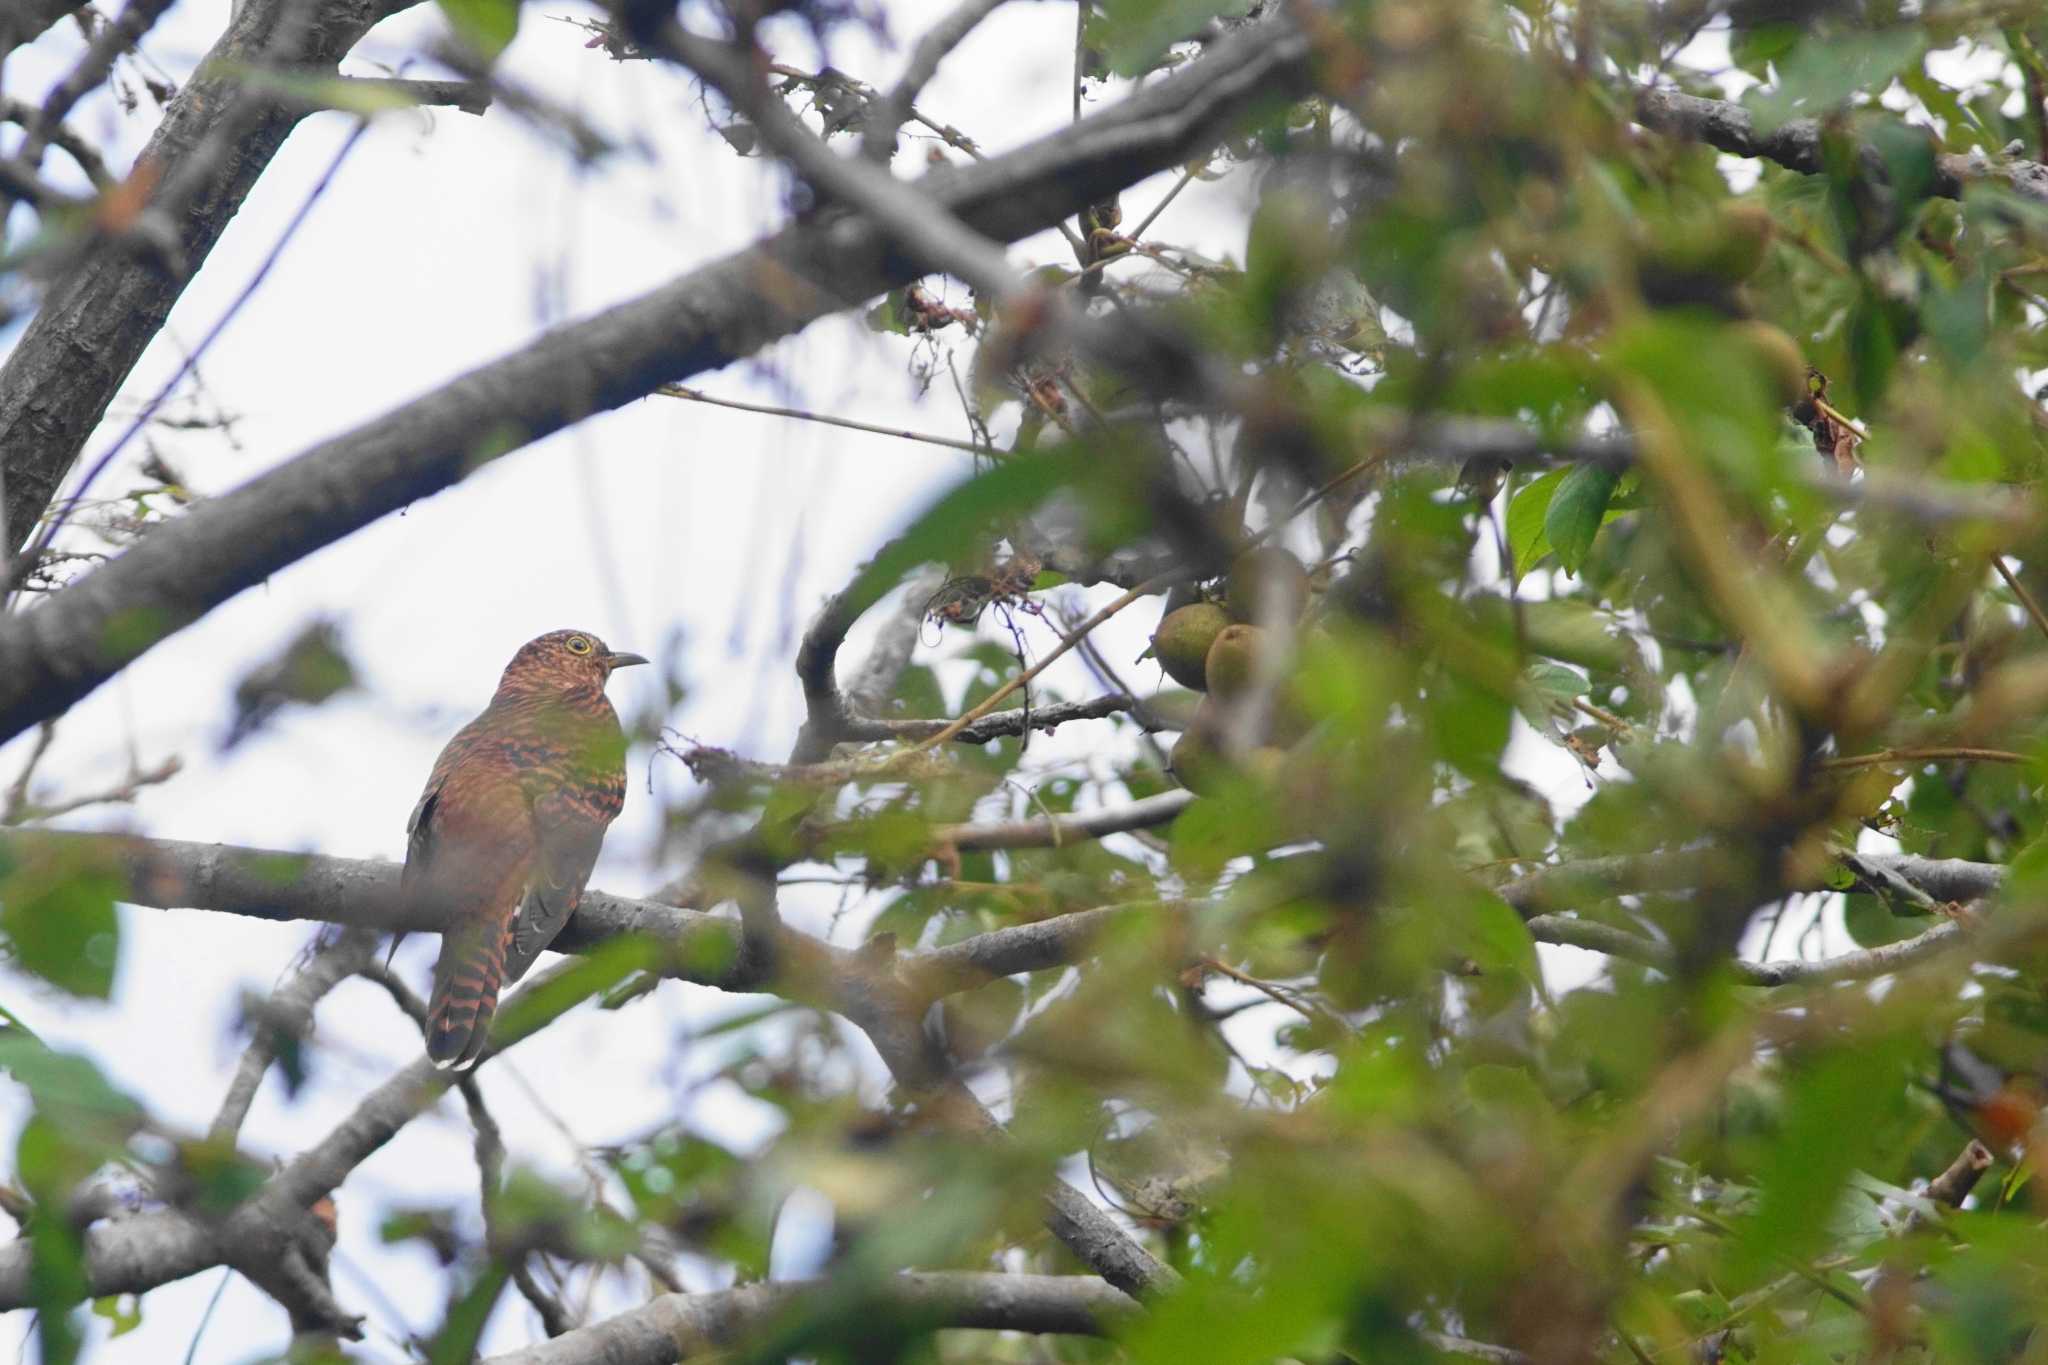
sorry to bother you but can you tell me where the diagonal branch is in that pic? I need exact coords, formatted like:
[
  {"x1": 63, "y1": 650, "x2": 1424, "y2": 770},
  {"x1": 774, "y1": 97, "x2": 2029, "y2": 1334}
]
[
  {"x1": 0, "y1": 12, "x2": 1316, "y2": 744},
  {"x1": 860, "y1": 0, "x2": 1019, "y2": 160},
  {"x1": 658, "y1": 24, "x2": 1023, "y2": 300},
  {"x1": 210, "y1": 927, "x2": 381, "y2": 1144}
]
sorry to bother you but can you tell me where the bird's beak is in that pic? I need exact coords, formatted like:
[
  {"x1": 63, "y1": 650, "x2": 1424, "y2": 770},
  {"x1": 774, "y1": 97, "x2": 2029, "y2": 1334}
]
[{"x1": 604, "y1": 651, "x2": 649, "y2": 671}]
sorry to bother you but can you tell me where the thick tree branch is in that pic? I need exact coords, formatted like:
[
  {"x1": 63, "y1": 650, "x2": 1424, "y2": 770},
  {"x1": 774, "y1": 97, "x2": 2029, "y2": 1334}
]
[
  {"x1": 1634, "y1": 84, "x2": 2048, "y2": 206},
  {"x1": 0, "y1": 0, "x2": 84, "y2": 63},
  {"x1": 0, "y1": 828, "x2": 761, "y2": 987},
  {"x1": 904, "y1": 904, "x2": 1142, "y2": 1000},
  {"x1": 901, "y1": 845, "x2": 1993, "y2": 1000},
  {"x1": 1498, "y1": 848, "x2": 2003, "y2": 918},
  {"x1": 0, "y1": 13, "x2": 1315, "y2": 743},
  {"x1": 480, "y1": 1272, "x2": 1135, "y2": 1365}
]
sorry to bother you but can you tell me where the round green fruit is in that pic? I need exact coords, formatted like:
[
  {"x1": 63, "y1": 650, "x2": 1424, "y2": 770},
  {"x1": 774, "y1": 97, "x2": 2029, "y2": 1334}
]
[
  {"x1": 1151, "y1": 603, "x2": 1233, "y2": 691},
  {"x1": 1169, "y1": 727, "x2": 1228, "y2": 795},
  {"x1": 1225, "y1": 547, "x2": 1310, "y2": 624},
  {"x1": 1204, "y1": 624, "x2": 1266, "y2": 702}
]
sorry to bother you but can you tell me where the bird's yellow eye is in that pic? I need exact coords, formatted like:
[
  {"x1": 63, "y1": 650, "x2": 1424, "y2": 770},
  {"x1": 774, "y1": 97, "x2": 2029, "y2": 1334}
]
[{"x1": 566, "y1": 636, "x2": 593, "y2": 655}]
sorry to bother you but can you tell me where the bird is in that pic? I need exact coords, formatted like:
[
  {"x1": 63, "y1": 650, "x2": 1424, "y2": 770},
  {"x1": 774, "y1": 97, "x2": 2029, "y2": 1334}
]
[{"x1": 399, "y1": 629, "x2": 645, "y2": 1069}]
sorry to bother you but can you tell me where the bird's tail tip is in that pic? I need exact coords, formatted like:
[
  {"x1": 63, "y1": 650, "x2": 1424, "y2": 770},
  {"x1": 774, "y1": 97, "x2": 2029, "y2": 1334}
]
[{"x1": 424, "y1": 1014, "x2": 489, "y2": 1071}]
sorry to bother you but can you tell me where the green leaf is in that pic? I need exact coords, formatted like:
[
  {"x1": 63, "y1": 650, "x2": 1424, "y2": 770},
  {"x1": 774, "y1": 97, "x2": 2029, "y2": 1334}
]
[
  {"x1": 1750, "y1": 28, "x2": 1927, "y2": 133},
  {"x1": 437, "y1": 0, "x2": 519, "y2": 61},
  {"x1": 1728, "y1": 1036, "x2": 1913, "y2": 1284},
  {"x1": 1093, "y1": 0, "x2": 1251, "y2": 75},
  {"x1": 864, "y1": 287, "x2": 911, "y2": 336},
  {"x1": 1524, "y1": 661, "x2": 1591, "y2": 701},
  {"x1": 841, "y1": 452, "x2": 1092, "y2": 623},
  {"x1": 1505, "y1": 468, "x2": 1566, "y2": 576},
  {"x1": 90, "y1": 1295, "x2": 141, "y2": 1338},
  {"x1": 1841, "y1": 894, "x2": 1929, "y2": 948},
  {"x1": 426, "y1": 1262, "x2": 510, "y2": 1365},
  {"x1": 0, "y1": 849, "x2": 121, "y2": 999},
  {"x1": 1542, "y1": 463, "x2": 1619, "y2": 576},
  {"x1": 1424, "y1": 667, "x2": 1511, "y2": 777}
]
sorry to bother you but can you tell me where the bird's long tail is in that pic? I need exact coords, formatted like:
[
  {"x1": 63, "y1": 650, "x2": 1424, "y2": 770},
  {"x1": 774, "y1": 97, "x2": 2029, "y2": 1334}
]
[{"x1": 425, "y1": 917, "x2": 511, "y2": 1070}]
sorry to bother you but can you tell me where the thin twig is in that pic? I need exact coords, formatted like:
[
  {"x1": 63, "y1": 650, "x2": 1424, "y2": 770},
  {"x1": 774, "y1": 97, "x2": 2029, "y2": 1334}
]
[
  {"x1": 1992, "y1": 556, "x2": 2048, "y2": 643},
  {"x1": 654, "y1": 384, "x2": 997, "y2": 457},
  {"x1": 1817, "y1": 746, "x2": 2026, "y2": 771},
  {"x1": 912, "y1": 572, "x2": 1184, "y2": 750},
  {"x1": 18, "y1": 117, "x2": 372, "y2": 579},
  {"x1": 1128, "y1": 165, "x2": 1196, "y2": 241}
]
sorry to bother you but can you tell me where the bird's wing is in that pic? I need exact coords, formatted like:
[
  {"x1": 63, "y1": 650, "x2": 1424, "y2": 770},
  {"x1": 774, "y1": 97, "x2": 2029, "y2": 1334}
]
[
  {"x1": 504, "y1": 765, "x2": 625, "y2": 983},
  {"x1": 400, "y1": 785, "x2": 439, "y2": 892},
  {"x1": 401, "y1": 718, "x2": 491, "y2": 894}
]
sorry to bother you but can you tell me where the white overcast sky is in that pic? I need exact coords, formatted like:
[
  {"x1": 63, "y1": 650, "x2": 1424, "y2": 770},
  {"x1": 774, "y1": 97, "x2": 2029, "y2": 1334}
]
[{"x1": 0, "y1": 3, "x2": 1895, "y2": 1358}]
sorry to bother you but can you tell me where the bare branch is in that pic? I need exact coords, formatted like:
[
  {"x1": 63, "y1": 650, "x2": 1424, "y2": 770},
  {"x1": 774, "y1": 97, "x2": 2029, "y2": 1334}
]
[
  {"x1": 903, "y1": 903, "x2": 1140, "y2": 1000},
  {"x1": 480, "y1": 1272, "x2": 1136, "y2": 1365},
  {"x1": 934, "y1": 788, "x2": 1191, "y2": 850},
  {"x1": 1925, "y1": 1139, "x2": 1995, "y2": 1210},
  {"x1": 844, "y1": 566, "x2": 948, "y2": 718},
  {"x1": 0, "y1": 96, "x2": 113, "y2": 188},
  {"x1": 0, "y1": 828, "x2": 761, "y2": 987},
  {"x1": 1634, "y1": 85, "x2": 2048, "y2": 206},
  {"x1": 210, "y1": 928, "x2": 381, "y2": 1144},
  {"x1": 844, "y1": 693, "x2": 1143, "y2": 744},
  {"x1": 0, "y1": 13, "x2": 1316, "y2": 742},
  {"x1": 1496, "y1": 848, "x2": 2004, "y2": 918},
  {"x1": 861, "y1": 0, "x2": 1017, "y2": 160},
  {"x1": 658, "y1": 24, "x2": 1023, "y2": 299},
  {"x1": 0, "y1": 0, "x2": 84, "y2": 64}
]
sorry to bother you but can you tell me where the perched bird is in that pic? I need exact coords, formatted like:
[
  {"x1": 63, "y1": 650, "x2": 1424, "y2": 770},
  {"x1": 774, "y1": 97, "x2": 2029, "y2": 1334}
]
[{"x1": 401, "y1": 629, "x2": 645, "y2": 1069}]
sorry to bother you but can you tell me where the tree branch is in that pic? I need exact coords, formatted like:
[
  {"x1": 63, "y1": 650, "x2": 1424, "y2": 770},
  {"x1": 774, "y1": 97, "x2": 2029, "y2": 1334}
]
[
  {"x1": 843, "y1": 693, "x2": 1143, "y2": 744},
  {"x1": 934, "y1": 788, "x2": 1191, "y2": 850},
  {"x1": 1634, "y1": 84, "x2": 2048, "y2": 206},
  {"x1": 657, "y1": 24, "x2": 1022, "y2": 300},
  {"x1": 0, "y1": 0, "x2": 84, "y2": 64},
  {"x1": 479, "y1": 1272, "x2": 1136, "y2": 1365},
  {"x1": 0, "y1": 828, "x2": 763, "y2": 988},
  {"x1": 209, "y1": 927, "x2": 380, "y2": 1144},
  {"x1": 0, "y1": 11, "x2": 1315, "y2": 743},
  {"x1": 860, "y1": 0, "x2": 1017, "y2": 161}
]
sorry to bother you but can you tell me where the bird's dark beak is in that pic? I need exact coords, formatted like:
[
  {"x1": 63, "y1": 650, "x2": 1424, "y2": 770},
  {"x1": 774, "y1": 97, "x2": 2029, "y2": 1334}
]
[{"x1": 604, "y1": 651, "x2": 649, "y2": 671}]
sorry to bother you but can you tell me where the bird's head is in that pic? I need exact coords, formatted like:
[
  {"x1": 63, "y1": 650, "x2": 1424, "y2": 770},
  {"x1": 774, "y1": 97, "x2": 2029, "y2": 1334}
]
[{"x1": 499, "y1": 629, "x2": 648, "y2": 695}]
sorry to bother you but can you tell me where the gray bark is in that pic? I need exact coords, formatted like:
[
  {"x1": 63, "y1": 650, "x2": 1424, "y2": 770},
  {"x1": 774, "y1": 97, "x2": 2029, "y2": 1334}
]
[{"x1": 0, "y1": 15, "x2": 1316, "y2": 743}]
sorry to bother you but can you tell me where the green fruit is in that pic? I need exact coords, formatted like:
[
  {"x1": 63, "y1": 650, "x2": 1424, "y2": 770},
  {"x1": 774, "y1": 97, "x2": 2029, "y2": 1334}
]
[
  {"x1": 1151, "y1": 603, "x2": 1232, "y2": 691},
  {"x1": 1204, "y1": 624, "x2": 1265, "y2": 702},
  {"x1": 1225, "y1": 547, "x2": 1310, "y2": 624},
  {"x1": 1169, "y1": 727, "x2": 1228, "y2": 795},
  {"x1": 1241, "y1": 745, "x2": 1289, "y2": 786},
  {"x1": 1712, "y1": 202, "x2": 1774, "y2": 281},
  {"x1": 1729, "y1": 319, "x2": 1807, "y2": 406},
  {"x1": 1635, "y1": 202, "x2": 1774, "y2": 308}
]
